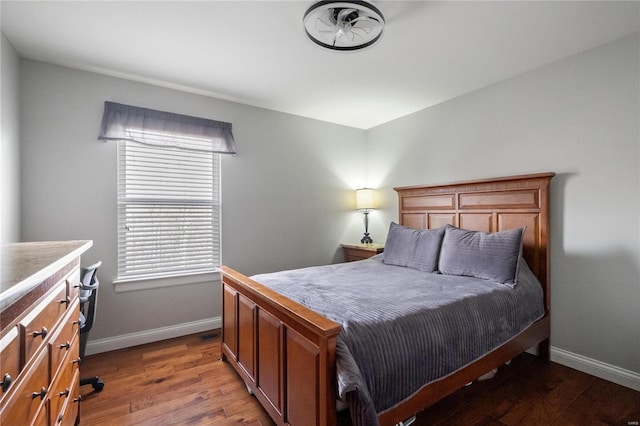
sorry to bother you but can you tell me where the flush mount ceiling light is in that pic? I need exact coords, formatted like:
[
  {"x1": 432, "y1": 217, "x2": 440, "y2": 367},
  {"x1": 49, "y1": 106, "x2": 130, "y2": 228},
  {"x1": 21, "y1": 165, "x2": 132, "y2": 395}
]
[{"x1": 303, "y1": 0, "x2": 385, "y2": 51}]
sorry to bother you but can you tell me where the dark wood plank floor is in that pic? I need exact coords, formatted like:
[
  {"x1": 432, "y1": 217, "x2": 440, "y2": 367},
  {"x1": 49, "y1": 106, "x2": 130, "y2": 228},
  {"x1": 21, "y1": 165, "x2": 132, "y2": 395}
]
[{"x1": 80, "y1": 331, "x2": 639, "y2": 425}]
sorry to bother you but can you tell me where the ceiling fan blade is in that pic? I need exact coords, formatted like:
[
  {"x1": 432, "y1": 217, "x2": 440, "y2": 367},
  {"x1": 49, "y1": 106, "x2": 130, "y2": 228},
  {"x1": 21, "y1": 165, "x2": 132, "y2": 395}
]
[
  {"x1": 351, "y1": 20, "x2": 376, "y2": 36},
  {"x1": 313, "y1": 17, "x2": 339, "y2": 43},
  {"x1": 315, "y1": 15, "x2": 336, "y2": 32},
  {"x1": 350, "y1": 16, "x2": 381, "y2": 26},
  {"x1": 335, "y1": 8, "x2": 359, "y2": 23},
  {"x1": 350, "y1": 29, "x2": 369, "y2": 41}
]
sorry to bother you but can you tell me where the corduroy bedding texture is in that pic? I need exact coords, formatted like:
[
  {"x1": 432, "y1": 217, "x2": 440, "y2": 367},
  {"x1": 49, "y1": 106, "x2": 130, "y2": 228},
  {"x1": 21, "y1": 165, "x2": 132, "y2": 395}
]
[{"x1": 252, "y1": 254, "x2": 544, "y2": 425}]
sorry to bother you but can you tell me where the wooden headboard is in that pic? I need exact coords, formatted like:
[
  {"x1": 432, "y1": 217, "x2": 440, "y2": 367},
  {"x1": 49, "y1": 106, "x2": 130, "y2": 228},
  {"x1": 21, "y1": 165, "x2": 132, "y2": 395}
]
[{"x1": 394, "y1": 172, "x2": 555, "y2": 311}]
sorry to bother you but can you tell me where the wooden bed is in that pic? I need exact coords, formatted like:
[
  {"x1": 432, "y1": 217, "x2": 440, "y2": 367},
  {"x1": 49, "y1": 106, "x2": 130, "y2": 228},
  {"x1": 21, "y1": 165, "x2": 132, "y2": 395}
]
[{"x1": 219, "y1": 172, "x2": 554, "y2": 426}]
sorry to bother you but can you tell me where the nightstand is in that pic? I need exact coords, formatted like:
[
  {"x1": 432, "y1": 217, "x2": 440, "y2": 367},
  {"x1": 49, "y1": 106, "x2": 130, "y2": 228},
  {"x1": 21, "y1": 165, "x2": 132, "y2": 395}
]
[{"x1": 340, "y1": 243, "x2": 384, "y2": 262}]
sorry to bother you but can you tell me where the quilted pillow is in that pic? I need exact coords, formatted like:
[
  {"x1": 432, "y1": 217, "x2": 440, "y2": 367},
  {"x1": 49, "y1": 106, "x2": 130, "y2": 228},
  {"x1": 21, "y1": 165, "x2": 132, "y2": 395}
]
[
  {"x1": 383, "y1": 222, "x2": 445, "y2": 272},
  {"x1": 438, "y1": 224, "x2": 525, "y2": 287}
]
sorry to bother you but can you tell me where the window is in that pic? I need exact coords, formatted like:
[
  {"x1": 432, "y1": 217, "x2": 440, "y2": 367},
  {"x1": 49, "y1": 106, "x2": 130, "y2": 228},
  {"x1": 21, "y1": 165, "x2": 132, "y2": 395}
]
[
  {"x1": 117, "y1": 140, "x2": 220, "y2": 280},
  {"x1": 98, "y1": 101, "x2": 236, "y2": 285}
]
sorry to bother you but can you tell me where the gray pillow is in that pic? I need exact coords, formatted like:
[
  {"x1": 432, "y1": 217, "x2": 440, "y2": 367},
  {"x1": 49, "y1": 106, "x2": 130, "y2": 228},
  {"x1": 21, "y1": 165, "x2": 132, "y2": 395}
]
[
  {"x1": 383, "y1": 222, "x2": 445, "y2": 272},
  {"x1": 438, "y1": 224, "x2": 525, "y2": 286}
]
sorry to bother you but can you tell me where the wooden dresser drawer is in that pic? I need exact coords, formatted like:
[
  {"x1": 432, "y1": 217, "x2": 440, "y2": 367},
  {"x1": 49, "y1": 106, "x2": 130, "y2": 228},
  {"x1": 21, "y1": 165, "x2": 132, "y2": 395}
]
[
  {"x1": 20, "y1": 285, "x2": 68, "y2": 363},
  {"x1": 0, "y1": 347, "x2": 49, "y2": 425},
  {"x1": 0, "y1": 326, "x2": 20, "y2": 396},
  {"x1": 54, "y1": 369, "x2": 80, "y2": 426},
  {"x1": 48, "y1": 299, "x2": 81, "y2": 378},
  {"x1": 33, "y1": 402, "x2": 49, "y2": 426},
  {"x1": 66, "y1": 269, "x2": 81, "y2": 304},
  {"x1": 49, "y1": 337, "x2": 80, "y2": 426}
]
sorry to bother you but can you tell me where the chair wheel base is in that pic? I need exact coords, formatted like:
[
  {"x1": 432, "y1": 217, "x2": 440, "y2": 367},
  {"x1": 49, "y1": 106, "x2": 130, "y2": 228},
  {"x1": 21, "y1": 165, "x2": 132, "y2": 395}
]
[{"x1": 80, "y1": 376, "x2": 105, "y2": 392}]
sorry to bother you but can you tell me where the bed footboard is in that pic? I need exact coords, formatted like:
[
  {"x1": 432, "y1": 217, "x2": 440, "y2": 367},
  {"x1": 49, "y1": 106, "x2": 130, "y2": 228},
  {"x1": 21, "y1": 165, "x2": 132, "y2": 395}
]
[{"x1": 219, "y1": 266, "x2": 342, "y2": 426}]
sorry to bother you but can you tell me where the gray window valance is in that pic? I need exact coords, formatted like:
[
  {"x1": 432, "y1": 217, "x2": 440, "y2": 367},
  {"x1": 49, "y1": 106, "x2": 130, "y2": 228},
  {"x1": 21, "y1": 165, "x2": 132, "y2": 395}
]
[{"x1": 98, "y1": 101, "x2": 236, "y2": 154}]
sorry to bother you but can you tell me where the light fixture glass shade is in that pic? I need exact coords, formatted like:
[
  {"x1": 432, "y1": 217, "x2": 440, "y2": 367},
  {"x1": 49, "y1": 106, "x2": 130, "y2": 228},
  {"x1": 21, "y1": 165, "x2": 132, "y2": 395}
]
[{"x1": 355, "y1": 188, "x2": 376, "y2": 210}]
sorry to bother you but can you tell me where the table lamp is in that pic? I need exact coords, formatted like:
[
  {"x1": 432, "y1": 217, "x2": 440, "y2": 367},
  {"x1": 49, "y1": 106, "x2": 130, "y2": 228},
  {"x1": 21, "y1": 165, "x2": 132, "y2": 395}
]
[{"x1": 355, "y1": 188, "x2": 376, "y2": 243}]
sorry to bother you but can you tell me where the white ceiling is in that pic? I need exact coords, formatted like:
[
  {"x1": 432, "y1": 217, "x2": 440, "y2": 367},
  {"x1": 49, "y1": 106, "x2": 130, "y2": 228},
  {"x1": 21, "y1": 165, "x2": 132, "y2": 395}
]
[{"x1": 2, "y1": 1, "x2": 638, "y2": 129}]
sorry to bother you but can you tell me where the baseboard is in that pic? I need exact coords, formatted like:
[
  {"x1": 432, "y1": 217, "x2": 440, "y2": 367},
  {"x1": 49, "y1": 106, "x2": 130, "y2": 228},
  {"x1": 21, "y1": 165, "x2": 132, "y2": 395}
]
[
  {"x1": 85, "y1": 316, "x2": 221, "y2": 356},
  {"x1": 551, "y1": 346, "x2": 640, "y2": 392}
]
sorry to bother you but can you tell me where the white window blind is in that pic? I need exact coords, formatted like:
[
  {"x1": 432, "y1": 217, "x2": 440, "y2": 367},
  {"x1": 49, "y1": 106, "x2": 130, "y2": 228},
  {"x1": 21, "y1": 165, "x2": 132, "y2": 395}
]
[{"x1": 117, "y1": 140, "x2": 220, "y2": 280}]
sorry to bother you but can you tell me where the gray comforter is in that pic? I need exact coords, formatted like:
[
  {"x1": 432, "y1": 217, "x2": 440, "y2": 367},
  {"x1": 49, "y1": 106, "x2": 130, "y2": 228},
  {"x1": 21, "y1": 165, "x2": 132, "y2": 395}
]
[{"x1": 252, "y1": 255, "x2": 544, "y2": 425}]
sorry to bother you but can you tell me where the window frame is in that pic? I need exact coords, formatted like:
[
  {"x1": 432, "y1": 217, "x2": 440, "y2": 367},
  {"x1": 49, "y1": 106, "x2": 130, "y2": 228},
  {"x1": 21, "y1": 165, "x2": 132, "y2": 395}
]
[{"x1": 114, "y1": 140, "x2": 222, "y2": 292}]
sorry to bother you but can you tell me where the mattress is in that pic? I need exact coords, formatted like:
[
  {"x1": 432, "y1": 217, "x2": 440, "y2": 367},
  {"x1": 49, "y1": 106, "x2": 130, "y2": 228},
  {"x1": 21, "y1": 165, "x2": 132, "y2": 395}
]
[{"x1": 252, "y1": 255, "x2": 544, "y2": 425}]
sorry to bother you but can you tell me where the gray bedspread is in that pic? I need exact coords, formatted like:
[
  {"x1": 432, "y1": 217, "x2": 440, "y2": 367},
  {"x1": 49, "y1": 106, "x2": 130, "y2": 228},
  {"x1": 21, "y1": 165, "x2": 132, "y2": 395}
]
[{"x1": 251, "y1": 255, "x2": 544, "y2": 425}]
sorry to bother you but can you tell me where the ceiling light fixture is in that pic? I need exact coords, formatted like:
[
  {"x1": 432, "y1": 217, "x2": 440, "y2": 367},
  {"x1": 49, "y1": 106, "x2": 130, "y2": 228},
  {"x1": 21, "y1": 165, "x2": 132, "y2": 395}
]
[{"x1": 303, "y1": 0, "x2": 385, "y2": 51}]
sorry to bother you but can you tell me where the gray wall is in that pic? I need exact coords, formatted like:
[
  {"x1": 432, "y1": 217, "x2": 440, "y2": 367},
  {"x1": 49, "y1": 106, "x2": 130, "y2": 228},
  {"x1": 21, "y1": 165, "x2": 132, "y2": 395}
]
[
  {"x1": 19, "y1": 59, "x2": 366, "y2": 340},
  {"x1": 1, "y1": 34, "x2": 20, "y2": 245},
  {"x1": 366, "y1": 34, "x2": 640, "y2": 374}
]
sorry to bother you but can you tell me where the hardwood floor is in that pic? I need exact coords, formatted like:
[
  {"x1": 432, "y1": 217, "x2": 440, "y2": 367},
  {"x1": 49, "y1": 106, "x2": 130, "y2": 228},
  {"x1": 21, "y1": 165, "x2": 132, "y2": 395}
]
[
  {"x1": 80, "y1": 331, "x2": 639, "y2": 425},
  {"x1": 80, "y1": 331, "x2": 273, "y2": 425}
]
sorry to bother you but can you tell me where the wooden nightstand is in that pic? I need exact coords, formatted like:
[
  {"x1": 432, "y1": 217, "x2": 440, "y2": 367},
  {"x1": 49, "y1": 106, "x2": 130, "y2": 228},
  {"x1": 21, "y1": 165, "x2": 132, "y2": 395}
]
[{"x1": 340, "y1": 243, "x2": 384, "y2": 262}]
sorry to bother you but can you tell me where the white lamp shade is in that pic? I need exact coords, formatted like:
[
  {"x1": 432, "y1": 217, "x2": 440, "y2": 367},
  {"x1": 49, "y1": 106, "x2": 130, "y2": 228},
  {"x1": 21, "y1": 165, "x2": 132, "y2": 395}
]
[{"x1": 355, "y1": 188, "x2": 376, "y2": 210}]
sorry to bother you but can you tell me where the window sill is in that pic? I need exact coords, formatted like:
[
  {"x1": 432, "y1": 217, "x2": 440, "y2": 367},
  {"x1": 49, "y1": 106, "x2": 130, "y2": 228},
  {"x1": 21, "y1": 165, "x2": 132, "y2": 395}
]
[{"x1": 113, "y1": 270, "x2": 220, "y2": 293}]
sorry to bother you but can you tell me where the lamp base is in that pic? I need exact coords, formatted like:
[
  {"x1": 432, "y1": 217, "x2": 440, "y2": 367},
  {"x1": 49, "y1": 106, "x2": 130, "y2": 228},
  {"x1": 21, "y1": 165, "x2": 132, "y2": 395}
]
[{"x1": 361, "y1": 233, "x2": 373, "y2": 244}]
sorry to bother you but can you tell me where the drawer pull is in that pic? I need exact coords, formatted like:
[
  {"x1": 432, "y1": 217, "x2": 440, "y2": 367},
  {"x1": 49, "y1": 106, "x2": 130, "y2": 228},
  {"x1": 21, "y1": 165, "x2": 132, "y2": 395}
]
[
  {"x1": 72, "y1": 357, "x2": 81, "y2": 365},
  {"x1": 32, "y1": 327, "x2": 48, "y2": 339},
  {"x1": 1, "y1": 373, "x2": 12, "y2": 392},
  {"x1": 32, "y1": 386, "x2": 47, "y2": 400},
  {"x1": 59, "y1": 296, "x2": 71, "y2": 306},
  {"x1": 59, "y1": 387, "x2": 70, "y2": 398},
  {"x1": 59, "y1": 341, "x2": 71, "y2": 350},
  {"x1": 57, "y1": 413, "x2": 64, "y2": 424},
  {"x1": 72, "y1": 318, "x2": 81, "y2": 326}
]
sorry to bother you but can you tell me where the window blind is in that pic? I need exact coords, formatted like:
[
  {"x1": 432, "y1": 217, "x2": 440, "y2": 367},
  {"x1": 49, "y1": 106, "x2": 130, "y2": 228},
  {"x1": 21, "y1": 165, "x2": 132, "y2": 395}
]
[{"x1": 117, "y1": 140, "x2": 220, "y2": 279}]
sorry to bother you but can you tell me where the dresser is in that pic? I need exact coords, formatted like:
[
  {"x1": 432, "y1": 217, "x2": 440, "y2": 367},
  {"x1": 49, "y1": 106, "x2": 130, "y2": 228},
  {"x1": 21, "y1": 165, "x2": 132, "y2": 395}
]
[
  {"x1": 1, "y1": 240, "x2": 92, "y2": 426},
  {"x1": 340, "y1": 243, "x2": 384, "y2": 262}
]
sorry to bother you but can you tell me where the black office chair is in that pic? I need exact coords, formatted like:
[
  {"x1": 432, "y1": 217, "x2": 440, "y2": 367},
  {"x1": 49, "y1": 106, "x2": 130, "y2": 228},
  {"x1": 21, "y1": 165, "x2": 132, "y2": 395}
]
[{"x1": 78, "y1": 261, "x2": 105, "y2": 391}]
